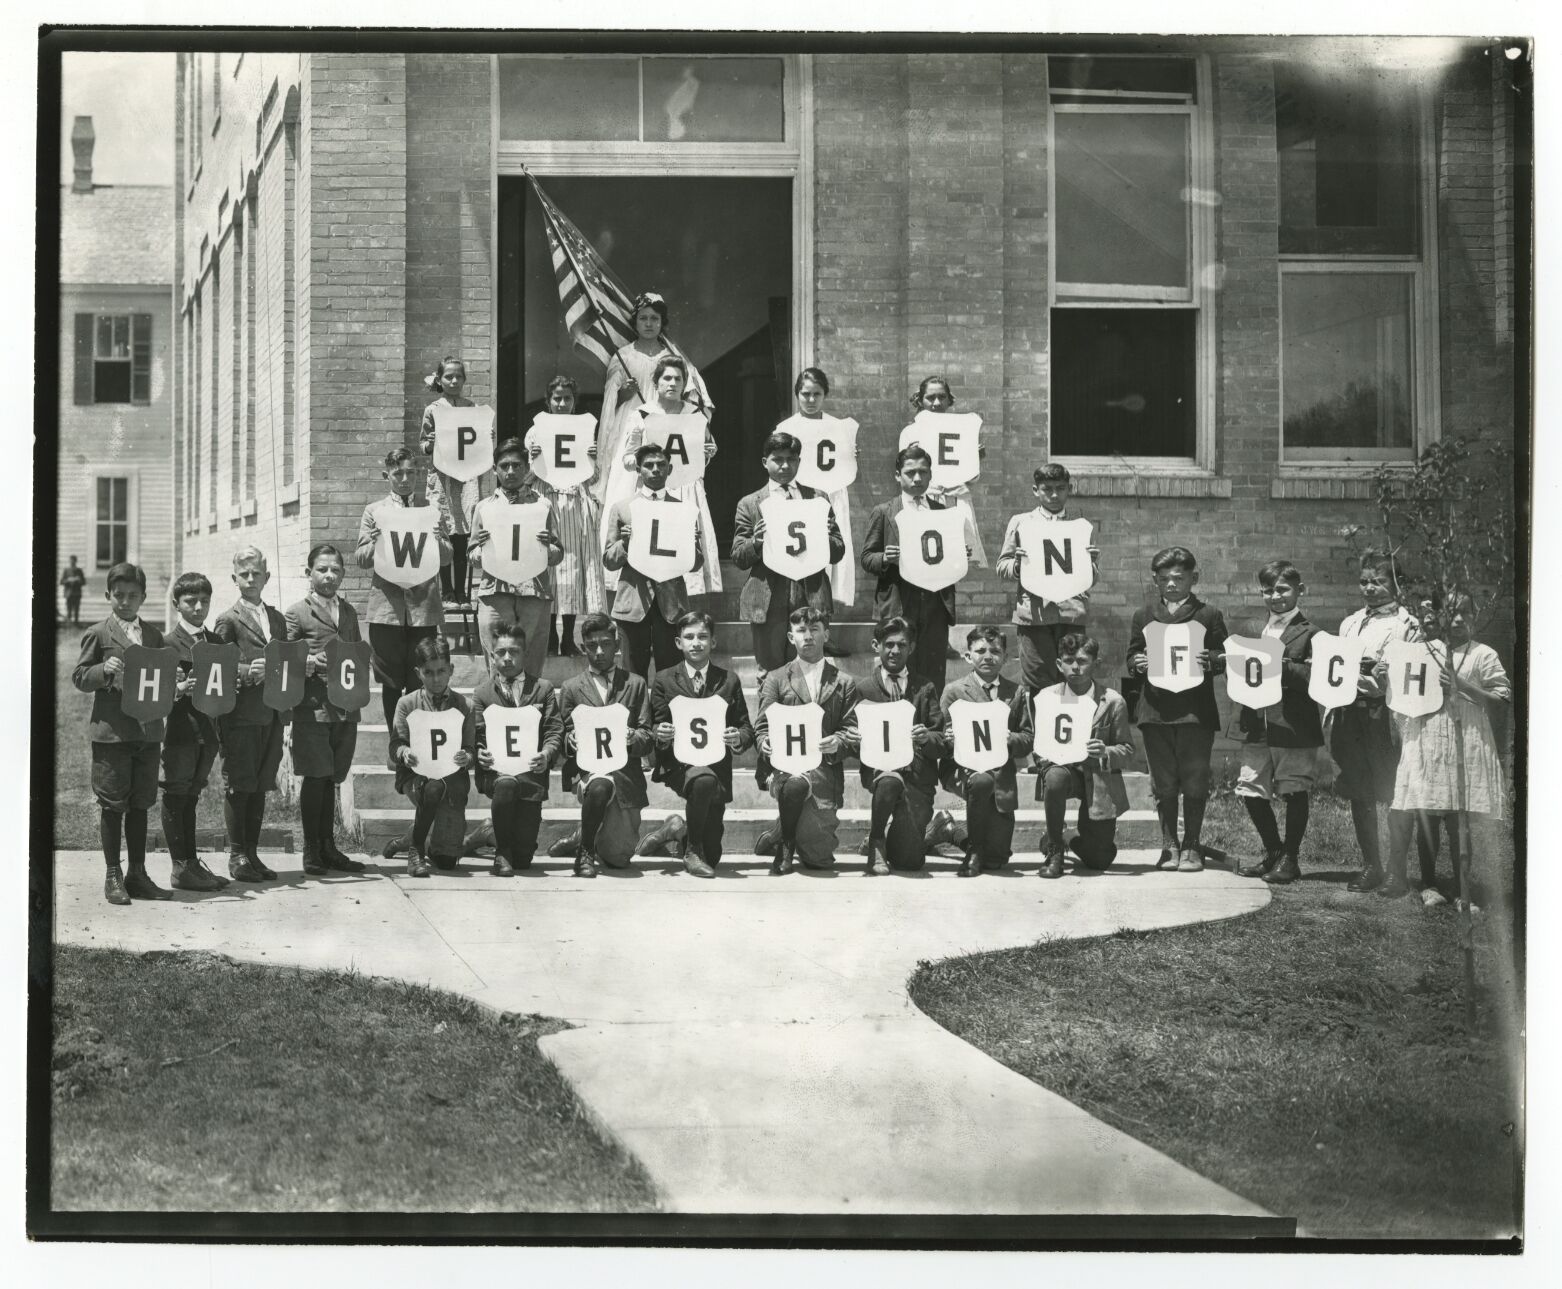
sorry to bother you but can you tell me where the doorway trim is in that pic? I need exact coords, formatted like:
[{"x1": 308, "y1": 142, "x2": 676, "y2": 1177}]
[{"x1": 491, "y1": 54, "x2": 814, "y2": 388}]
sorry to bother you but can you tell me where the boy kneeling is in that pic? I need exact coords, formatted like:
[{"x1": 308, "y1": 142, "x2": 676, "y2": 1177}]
[
  {"x1": 1032, "y1": 632, "x2": 1133, "y2": 878},
  {"x1": 389, "y1": 636, "x2": 474, "y2": 877}
]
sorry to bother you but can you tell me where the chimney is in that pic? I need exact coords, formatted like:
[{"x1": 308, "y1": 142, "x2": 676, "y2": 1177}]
[{"x1": 71, "y1": 115, "x2": 95, "y2": 194}]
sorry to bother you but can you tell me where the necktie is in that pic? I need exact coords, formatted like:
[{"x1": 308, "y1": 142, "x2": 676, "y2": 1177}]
[
  {"x1": 783, "y1": 486, "x2": 795, "y2": 500},
  {"x1": 124, "y1": 619, "x2": 142, "y2": 647},
  {"x1": 983, "y1": 683, "x2": 996, "y2": 703},
  {"x1": 888, "y1": 674, "x2": 902, "y2": 700},
  {"x1": 693, "y1": 671, "x2": 704, "y2": 697}
]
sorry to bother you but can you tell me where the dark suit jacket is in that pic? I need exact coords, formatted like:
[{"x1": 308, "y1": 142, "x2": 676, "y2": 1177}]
[
  {"x1": 756, "y1": 659, "x2": 860, "y2": 807},
  {"x1": 859, "y1": 497, "x2": 958, "y2": 623},
  {"x1": 163, "y1": 623, "x2": 222, "y2": 747},
  {"x1": 730, "y1": 484, "x2": 844, "y2": 624},
  {"x1": 71, "y1": 616, "x2": 168, "y2": 744},
  {"x1": 602, "y1": 495, "x2": 702, "y2": 624},
  {"x1": 1125, "y1": 596, "x2": 1229, "y2": 729},
  {"x1": 557, "y1": 668, "x2": 653, "y2": 808},
  {"x1": 284, "y1": 595, "x2": 364, "y2": 724},
  {"x1": 648, "y1": 663, "x2": 755, "y2": 802},
  {"x1": 854, "y1": 667, "x2": 943, "y2": 796},
  {"x1": 212, "y1": 599, "x2": 291, "y2": 727},
  {"x1": 938, "y1": 671, "x2": 1030, "y2": 812},
  {"x1": 469, "y1": 672, "x2": 563, "y2": 800},
  {"x1": 1029, "y1": 681, "x2": 1135, "y2": 820},
  {"x1": 1229, "y1": 612, "x2": 1325, "y2": 748}
]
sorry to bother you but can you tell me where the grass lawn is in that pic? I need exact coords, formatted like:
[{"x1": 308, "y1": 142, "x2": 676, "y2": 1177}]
[
  {"x1": 50, "y1": 944, "x2": 660, "y2": 1212},
  {"x1": 910, "y1": 791, "x2": 1524, "y2": 1242}
]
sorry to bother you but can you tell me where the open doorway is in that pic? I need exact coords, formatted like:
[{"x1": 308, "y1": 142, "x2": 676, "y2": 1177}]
[{"x1": 497, "y1": 175, "x2": 793, "y2": 551}]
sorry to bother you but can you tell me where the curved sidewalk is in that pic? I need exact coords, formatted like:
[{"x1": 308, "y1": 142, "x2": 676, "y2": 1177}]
[{"x1": 52, "y1": 848, "x2": 1278, "y2": 1222}]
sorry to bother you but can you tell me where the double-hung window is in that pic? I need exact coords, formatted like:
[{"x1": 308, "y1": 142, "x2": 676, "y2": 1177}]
[{"x1": 74, "y1": 313, "x2": 152, "y2": 405}]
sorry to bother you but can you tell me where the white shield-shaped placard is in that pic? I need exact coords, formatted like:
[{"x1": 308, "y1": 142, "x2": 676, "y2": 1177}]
[
  {"x1": 373, "y1": 502, "x2": 442, "y2": 590},
  {"x1": 528, "y1": 413, "x2": 596, "y2": 491},
  {"x1": 1384, "y1": 640, "x2": 1445, "y2": 718},
  {"x1": 1144, "y1": 620, "x2": 1207, "y2": 693},
  {"x1": 768, "y1": 702, "x2": 824, "y2": 776},
  {"x1": 1225, "y1": 635, "x2": 1284, "y2": 709},
  {"x1": 760, "y1": 494, "x2": 832, "y2": 582},
  {"x1": 1033, "y1": 686, "x2": 1094, "y2": 766},
  {"x1": 572, "y1": 703, "x2": 630, "y2": 776},
  {"x1": 430, "y1": 402, "x2": 496, "y2": 483},
  {"x1": 477, "y1": 497, "x2": 551, "y2": 588},
  {"x1": 670, "y1": 694, "x2": 729, "y2": 768},
  {"x1": 1016, "y1": 517, "x2": 1095, "y2": 603},
  {"x1": 899, "y1": 411, "x2": 982, "y2": 489},
  {"x1": 407, "y1": 707, "x2": 467, "y2": 780},
  {"x1": 791, "y1": 416, "x2": 859, "y2": 492},
  {"x1": 1309, "y1": 632, "x2": 1368, "y2": 711},
  {"x1": 484, "y1": 705, "x2": 543, "y2": 778},
  {"x1": 950, "y1": 698, "x2": 1012, "y2": 774},
  {"x1": 639, "y1": 414, "x2": 708, "y2": 491},
  {"x1": 897, "y1": 505, "x2": 969, "y2": 593},
  {"x1": 626, "y1": 497, "x2": 698, "y2": 583},
  {"x1": 856, "y1": 699, "x2": 915, "y2": 773}
]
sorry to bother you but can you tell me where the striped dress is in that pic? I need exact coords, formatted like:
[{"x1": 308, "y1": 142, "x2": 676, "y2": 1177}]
[{"x1": 525, "y1": 448, "x2": 606, "y2": 617}]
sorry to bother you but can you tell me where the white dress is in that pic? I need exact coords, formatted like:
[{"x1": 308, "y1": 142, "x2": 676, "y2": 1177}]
[
  {"x1": 1390, "y1": 641, "x2": 1510, "y2": 818},
  {"x1": 777, "y1": 411, "x2": 856, "y2": 606}
]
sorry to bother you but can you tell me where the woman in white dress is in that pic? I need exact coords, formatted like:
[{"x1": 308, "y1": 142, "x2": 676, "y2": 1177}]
[
  {"x1": 622, "y1": 357, "x2": 721, "y2": 596},
  {"x1": 776, "y1": 367, "x2": 857, "y2": 648},
  {"x1": 597, "y1": 292, "x2": 721, "y2": 594}
]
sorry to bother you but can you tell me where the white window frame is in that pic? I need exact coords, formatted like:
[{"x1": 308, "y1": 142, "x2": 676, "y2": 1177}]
[
  {"x1": 1046, "y1": 55, "x2": 1216, "y2": 474},
  {"x1": 1278, "y1": 80, "x2": 1440, "y2": 469},
  {"x1": 492, "y1": 53, "x2": 814, "y2": 377},
  {"x1": 87, "y1": 468, "x2": 138, "y2": 571},
  {"x1": 92, "y1": 313, "x2": 134, "y2": 404}
]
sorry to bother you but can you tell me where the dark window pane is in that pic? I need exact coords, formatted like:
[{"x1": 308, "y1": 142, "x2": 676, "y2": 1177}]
[
  {"x1": 1054, "y1": 112, "x2": 1190, "y2": 291},
  {"x1": 110, "y1": 524, "x2": 127, "y2": 565},
  {"x1": 96, "y1": 477, "x2": 111, "y2": 512},
  {"x1": 643, "y1": 58, "x2": 785, "y2": 142},
  {"x1": 498, "y1": 57, "x2": 638, "y2": 141},
  {"x1": 1050, "y1": 308, "x2": 1196, "y2": 456},
  {"x1": 94, "y1": 361, "x2": 131, "y2": 403},
  {"x1": 1283, "y1": 272, "x2": 1413, "y2": 453},
  {"x1": 95, "y1": 526, "x2": 112, "y2": 568},
  {"x1": 1049, "y1": 56, "x2": 1196, "y2": 99},
  {"x1": 109, "y1": 478, "x2": 128, "y2": 522},
  {"x1": 1276, "y1": 63, "x2": 1417, "y2": 255}
]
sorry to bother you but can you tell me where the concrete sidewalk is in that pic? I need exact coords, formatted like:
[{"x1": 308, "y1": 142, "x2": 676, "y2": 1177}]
[{"x1": 52, "y1": 847, "x2": 1277, "y2": 1221}]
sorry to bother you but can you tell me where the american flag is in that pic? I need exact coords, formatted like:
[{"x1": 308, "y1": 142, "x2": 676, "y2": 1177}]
[{"x1": 526, "y1": 173, "x2": 712, "y2": 409}]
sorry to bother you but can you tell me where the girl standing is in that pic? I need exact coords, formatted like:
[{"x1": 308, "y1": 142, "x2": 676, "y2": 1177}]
[
  {"x1": 905, "y1": 375, "x2": 989, "y2": 569},
  {"x1": 419, "y1": 355, "x2": 487, "y2": 605},
  {"x1": 777, "y1": 367, "x2": 858, "y2": 612},
  {"x1": 527, "y1": 375, "x2": 605, "y2": 654}
]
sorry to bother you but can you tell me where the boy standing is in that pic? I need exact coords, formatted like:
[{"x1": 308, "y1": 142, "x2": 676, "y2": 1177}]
[
  {"x1": 731, "y1": 431, "x2": 845, "y2": 683},
  {"x1": 755, "y1": 607, "x2": 861, "y2": 875},
  {"x1": 212, "y1": 546, "x2": 287, "y2": 883},
  {"x1": 1032, "y1": 633, "x2": 1134, "y2": 879},
  {"x1": 1233, "y1": 561, "x2": 1323, "y2": 885},
  {"x1": 1126, "y1": 547, "x2": 1228, "y2": 872},
  {"x1": 356, "y1": 446, "x2": 452, "y2": 731},
  {"x1": 939, "y1": 627, "x2": 1030, "y2": 877},
  {"x1": 602, "y1": 443, "x2": 704, "y2": 682},
  {"x1": 159, "y1": 573, "x2": 230, "y2": 891},
  {"x1": 648, "y1": 611, "x2": 756, "y2": 877},
  {"x1": 557, "y1": 613, "x2": 655, "y2": 876},
  {"x1": 71, "y1": 562, "x2": 171, "y2": 904},
  {"x1": 995, "y1": 463, "x2": 1099, "y2": 694},
  {"x1": 859, "y1": 445, "x2": 956, "y2": 694},
  {"x1": 855, "y1": 616, "x2": 945, "y2": 874},
  {"x1": 468, "y1": 437, "x2": 565, "y2": 678}
]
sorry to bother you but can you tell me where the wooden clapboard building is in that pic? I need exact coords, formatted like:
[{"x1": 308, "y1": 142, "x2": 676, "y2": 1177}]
[{"x1": 171, "y1": 43, "x2": 1524, "y2": 664}]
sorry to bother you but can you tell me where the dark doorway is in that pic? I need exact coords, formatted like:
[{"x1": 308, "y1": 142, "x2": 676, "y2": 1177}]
[{"x1": 497, "y1": 175, "x2": 792, "y2": 550}]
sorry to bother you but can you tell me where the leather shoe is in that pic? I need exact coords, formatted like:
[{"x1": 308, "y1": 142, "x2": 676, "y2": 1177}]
[
  {"x1": 302, "y1": 846, "x2": 330, "y2": 877},
  {"x1": 754, "y1": 826, "x2": 779, "y2": 857},
  {"x1": 382, "y1": 831, "x2": 408, "y2": 859},
  {"x1": 574, "y1": 849, "x2": 600, "y2": 878},
  {"x1": 1263, "y1": 855, "x2": 1301, "y2": 885},
  {"x1": 104, "y1": 863, "x2": 131, "y2": 906},
  {"x1": 548, "y1": 831, "x2": 580, "y2": 859},
  {"x1": 769, "y1": 840, "x2": 793, "y2": 876},
  {"x1": 172, "y1": 860, "x2": 226, "y2": 892},
  {"x1": 637, "y1": 814, "x2": 687, "y2": 859},
  {"x1": 491, "y1": 853, "x2": 515, "y2": 877},
  {"x1": 682, "y1": 846, "x2": 716, "y2": 879},
  {"x1": 1155, "y1": 847, "x2": 1178, "y2": 870},
  {"x1": 1177, "y1": 849, "x2": 1205, "y2": 873},
  {"x1": 1239, "y1": 848, "x2": 1285, "y2": 879},
  {"x1": 229, "y1": 854, "x2": 267, "y2": 883},
  {"x1": 123, "y1": 867, "x2": 173, "y2": 900},
  {"x1": 1039, "y1": 849, "x2": 1065, "y2": 879},
  {"x1": 246, "y1": 852, "x2": 277, "y2": 881},
  {"x1": 865, "y1": 838, "x2": 891, "y2": 876},
  {"x1": 406, "y1": 853, "x2": 432, "y2": 878},
  {"x1": 823, "y1": 639, "x2": 851, "y2": 657},
  {"x1": 958, "y1": 850, "x2": 981, "y2": 878},
  {"x1": 320, "y1": 846, "x2": 367, "y2": 874},
  {"x1": 1347, "y1": 863, "x2": 1384, "y2": 893},
  {"x1": 1377, "y1": 873, "x2": 1410, "y2": 899}
]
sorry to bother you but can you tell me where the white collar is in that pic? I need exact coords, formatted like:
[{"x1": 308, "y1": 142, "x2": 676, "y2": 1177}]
[
  {"x1": 174, "y1": 617, "x2": 201, "y2": 637},
  {"x1": 880, "y1": 666, "x2": 907, "y2": 692},
  {"x1": 684, "y1": 662, "x2": 708, "y2": 682},
  {"x1": 768, "y1": 480, "x2": 798, "y2": 497},
  {"x1": 1162, "y1": 597, "x2": 1190, "y2": 614},
  {"x1": 637, "y1": 486, "x2": 668, "y2": 501},
  {"x1": 1266, "y1": 606, "x2": 1301, "y2": 629},
  {"x1": 1034, "y1": 505, "x2": 1068, "y2": 520},
  {"x1": 899, "y1": 492, "x2": 928, "y2": 509}
]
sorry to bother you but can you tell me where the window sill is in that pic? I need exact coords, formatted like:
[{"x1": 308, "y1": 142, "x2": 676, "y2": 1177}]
[
  {"x1": 279, "y1": 481, "x2": 300, "y2": 506},
  {"x1": 1271, "y1": 466, "x2": 1411, "y2": 500},
  {"x1": 1067, "y1": 471, "x2": 1231, "y2": 499},
  {"x1": 242, "y1": 496, "x2": 258, "y2": 519}
]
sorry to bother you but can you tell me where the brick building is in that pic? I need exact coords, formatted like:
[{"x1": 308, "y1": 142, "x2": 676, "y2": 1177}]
[
  {"x1": 60, "y1": 116, "x2": 175, "y2": 623},
  {"x1": 171, "y1": 44, "x2": 1522, "y2": 668}
]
